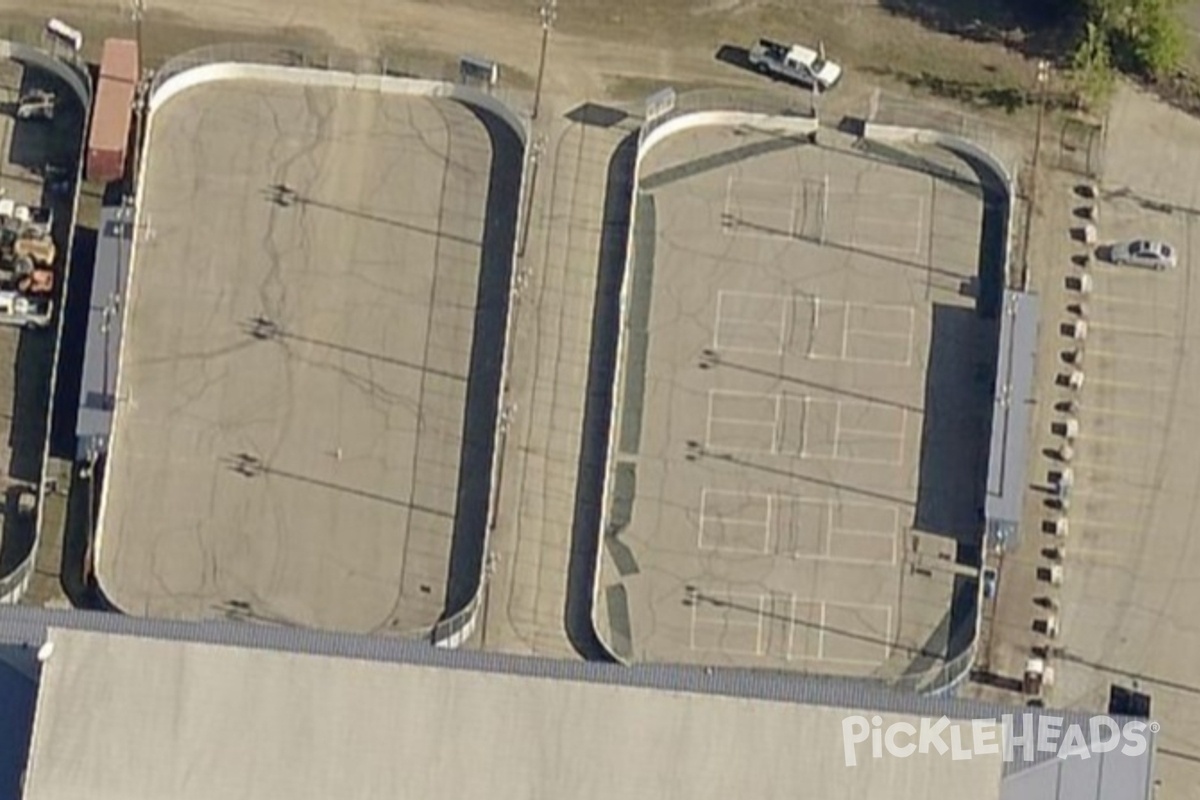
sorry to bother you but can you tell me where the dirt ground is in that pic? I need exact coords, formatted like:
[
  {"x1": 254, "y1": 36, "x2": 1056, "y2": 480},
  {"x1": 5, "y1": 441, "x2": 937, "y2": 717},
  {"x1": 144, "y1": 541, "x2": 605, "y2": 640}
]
[{"x1": 0, "y1": 0, "x2": 1043, "y2": 117}]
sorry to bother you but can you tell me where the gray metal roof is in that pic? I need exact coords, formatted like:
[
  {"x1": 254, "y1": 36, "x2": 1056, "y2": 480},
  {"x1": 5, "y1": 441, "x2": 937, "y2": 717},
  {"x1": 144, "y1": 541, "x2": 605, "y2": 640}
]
[
  {"x1": 0, "y1": 604, "x2": 1157, "y2": 800},
  {"x1": 1000, "y1": 746, "x2": 1158, "y2": 800},
  {"x1": 0, "y1": 604, "x2": 1110, "y2": 724},
  {"x1": 74, "y1": 204, "x2": 133, "y2": 461},
  {"x1": 985, "y1": 290, "x2": 1041, "y2": 544},
  {"x1": 22, "y1": 628, "x2": 1008, "y2": 800}
]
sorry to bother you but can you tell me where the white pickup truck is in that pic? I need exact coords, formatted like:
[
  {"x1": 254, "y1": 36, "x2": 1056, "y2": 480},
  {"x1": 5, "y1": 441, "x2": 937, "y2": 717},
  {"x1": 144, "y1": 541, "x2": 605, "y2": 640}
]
[{"x1": 748, "y1": 38, "x2": 842, "y2": 92}]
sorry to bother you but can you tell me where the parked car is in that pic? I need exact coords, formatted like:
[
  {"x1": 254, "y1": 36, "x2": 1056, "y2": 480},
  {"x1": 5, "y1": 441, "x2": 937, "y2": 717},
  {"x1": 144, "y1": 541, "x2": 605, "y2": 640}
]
[
  {"x1": 1110, "y1": 239, "x2": 1177, "y2": 271},
  {"x1": 748, "y1": 38, "x2": 842, "y2": 92}
]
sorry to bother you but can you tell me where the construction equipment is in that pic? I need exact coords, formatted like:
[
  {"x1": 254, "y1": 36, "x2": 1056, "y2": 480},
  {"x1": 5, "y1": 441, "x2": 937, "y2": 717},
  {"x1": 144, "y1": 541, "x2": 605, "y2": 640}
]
[
  {"x1": 14, "y1": 237, "x2": 55, "y2": 266},
  {"x1": 18, "y1": 268, "x2": 54, "y2": 296},
  {"x1": 0, "y1": 290, "x2": 51, "y2": 328},
  {"x1": 16, "y1": 90, "x2": 56, "y2": 121}
]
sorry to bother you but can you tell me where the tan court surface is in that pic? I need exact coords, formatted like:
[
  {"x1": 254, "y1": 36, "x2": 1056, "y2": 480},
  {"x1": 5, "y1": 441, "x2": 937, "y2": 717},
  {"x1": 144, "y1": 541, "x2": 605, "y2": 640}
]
[
  {"x1": 597, "y1": 127, "x2": 992, "y2": 676},
  {"x1": 97, "y1": 81, "x2": 495, "y2": 634}
]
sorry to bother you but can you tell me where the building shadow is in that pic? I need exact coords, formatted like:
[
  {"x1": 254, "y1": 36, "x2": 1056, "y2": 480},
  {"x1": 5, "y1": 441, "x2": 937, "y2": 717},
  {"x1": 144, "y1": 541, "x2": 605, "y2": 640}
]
[
  {"x1": 714, "y1": 44, "x2": 756, "y2": 75},
  {"x1": 566, "y1": 130, "x2": 638, "y2": 662},
  {"x1": 8, "y1": 61, "x2": 86, "y2": 175},
  {"x1": 260, "y1": 187, "x2": 481, "y2": 247},
  {"x1": 564, "y1": 102, "x2": 628, "y2": 128},
  {"x1": 49, "y1": 225, "x2": 97, "y2": 460},
  {"x1": 237, "y1": 319, "x2": 468, "y2": 384},
  {"x1": 0, "y1": 655, "x2": 36, "y2": 800},
  {"x1": 438, "y1": 103, "x2": 524, "y2": 624},
  {"x1": 913, "y1": 303, "x2": 994, "y2": 550},
  {"x1": 640, "y1": 132, "x2": 810, "y2": 191},
  {"x1": 0, "y1": 486, "x2": 35, "y2": 579},
  {"x1": 222, "y1": 454, "x2": 454, "y2": 519},
  {"x1": 8, "y1": 328, "x2": 53, "y2": 486}
]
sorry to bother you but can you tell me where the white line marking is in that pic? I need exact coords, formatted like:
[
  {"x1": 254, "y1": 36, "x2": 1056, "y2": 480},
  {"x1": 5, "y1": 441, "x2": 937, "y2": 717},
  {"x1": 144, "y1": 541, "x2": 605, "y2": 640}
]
[
  {"x1": 807, "y1": 297, "x2": 821, "y2": 359},
  {"x1": 830, "y1": 503, "x2": 899, "y2": 538},
  {"x1": 786, "y1": 594, "x2": 798, "y2": 661},
  {"x1": 912, "y1": 195, "x2": 925, "y2": 255},
  {"x1": 884, "y1": 606, "x2": 894, "y2": 659},
  {"x1": 689, "y1": 594, "x2": 698, "y2": 651},
  {"x1": 713, "y1": 292, "x2": 725, "y2": 352},
  {"x1": 816, "y1": 602, "x2": 827, "y2": 660},
  {"x1": 838, "y1": 425, "x2": 906, "y2": 439},
  {"x1": 722, "y1": 174, "x2": 733, "y2": 227},
  {"x1": 1085, "y1": 348, "x2": 1177, "y2": 365},
  {"x1": 756, "y1": 595, "x2": 766, "y2": 655},
  {"x1": 799, "y1": 395, "x2": 810, "y2": 457},
  {"x1": 1087, "y1": 322, "x2": 1175, "y2": 339},
  {"x1": 840, "y1": 303, "x2": 850, "y2": 359},
  {"x1": 777, "y1": 296, "x2": 788, "y2": 354},
  {"x1": 1071, "y1": 518, "x2": 1132, "y2": 531},
  {"x1": 824, "y1": 500, "x2": 833, "y2": 557},
  {"x1": 789, "y1": 184, "x2": 798, "y2": 238},
  {"x1": 771, "y1": 393, "x2": 781, "y2": 454},
  {"x1": 708, "y1": 416, "x2": 778, "y2": 427},
  {"x1": 832, "y1": 400, "x2": 844, "y2": 458},
  {"x1": 698, "y1": 489, "x2": 773, "y2": 553},
  {"x1": 1080, "y1": 406, "x2": 1166, "y2": 422},
  {"x1": 1087, "y1": 295, "x2": 1176, "y2": 310},
  {"x1": 705, "y1": 390, "x2": 715, "y2": 448},
  {"x1": 1086, "y1": 377, "x2": 1168, "y2": 393},
  {"x1": 764, "y1": 494, "x2": 774, "y2": 554},
  {"x1": 1078, "y1": 433, "x2": 1158, "y2": 448}
]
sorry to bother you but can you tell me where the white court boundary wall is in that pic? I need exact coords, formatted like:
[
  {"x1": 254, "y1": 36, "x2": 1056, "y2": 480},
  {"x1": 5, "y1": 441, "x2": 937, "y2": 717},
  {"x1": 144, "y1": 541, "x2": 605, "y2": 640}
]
[
  {"x1": 863, "y1": 121, "x2": 1017, "y2": 289},
  {"x1": 93, "y1": 59, "x2": 528, "y2": 648},
  {"x1": 592, "y1": 111, "x2": 1008, "y2": 694}
]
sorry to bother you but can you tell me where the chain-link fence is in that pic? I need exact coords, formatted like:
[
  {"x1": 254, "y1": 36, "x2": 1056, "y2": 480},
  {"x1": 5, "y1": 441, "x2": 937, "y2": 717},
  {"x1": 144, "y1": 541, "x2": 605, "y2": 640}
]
[
  {"x1": 866, "y1": 88, "x2": 1025, "y2": 184},
  {"x1": 136, "y1": 42, "x2": 534, "y2": 647},
  {"x1": 891, "y1": 619, "x2": 983, "y2": 697},
  {"x1": 150, "y1": 42, "x2": 532, "y2": 120},
  {"x1": 640, "y1": 85, "x2": 816, "y2": 149}
]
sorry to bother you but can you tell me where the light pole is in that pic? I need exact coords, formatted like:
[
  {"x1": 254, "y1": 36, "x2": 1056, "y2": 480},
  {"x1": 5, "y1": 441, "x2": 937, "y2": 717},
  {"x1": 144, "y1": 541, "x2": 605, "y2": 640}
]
[
  {"x1": 129, "y1": 0, "x2": 147, "y2": 195},
  {"x1": 1021, "y1": 59, "x2": 1050, "y2": 291},
  {"x1": 531, "y1": 0, "x2": 557, "y2": 120}
]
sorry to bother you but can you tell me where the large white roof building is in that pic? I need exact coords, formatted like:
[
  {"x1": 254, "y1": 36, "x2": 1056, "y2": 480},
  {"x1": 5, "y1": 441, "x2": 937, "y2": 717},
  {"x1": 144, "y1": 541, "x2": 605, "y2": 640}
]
[{"x1": 0, "y1": 607, "x2": 1157, "y2": 800}]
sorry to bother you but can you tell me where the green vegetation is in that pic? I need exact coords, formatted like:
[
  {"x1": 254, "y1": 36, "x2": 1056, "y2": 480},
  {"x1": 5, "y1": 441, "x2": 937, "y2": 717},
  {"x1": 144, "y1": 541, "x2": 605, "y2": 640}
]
[{"x1": 1068, "y1": 0, "x2": 1187, "y2": 110}]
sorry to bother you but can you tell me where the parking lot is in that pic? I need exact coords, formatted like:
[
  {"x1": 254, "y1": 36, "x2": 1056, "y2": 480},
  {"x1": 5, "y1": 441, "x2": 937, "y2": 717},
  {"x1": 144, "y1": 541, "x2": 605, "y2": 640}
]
[
  {"x1": 974, "y1": 87, "x2": 1200, "y2": 795},
  {"x1": 595, "y1": 124, "x2": 991, "y2": 675},
  {"x1": 96, "y1": 79, "x2": 515, "y2": 634}
]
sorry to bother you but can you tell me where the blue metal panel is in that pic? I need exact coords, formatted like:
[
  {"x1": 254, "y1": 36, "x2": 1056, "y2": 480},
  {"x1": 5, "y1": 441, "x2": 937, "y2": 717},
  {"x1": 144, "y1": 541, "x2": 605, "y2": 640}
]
[
  {"x1": 74, "y1": 205, "x2": 132, "y2": 462},
  {"x1": 985, "y1": 290, "x2": 1041, "y2": 549}
]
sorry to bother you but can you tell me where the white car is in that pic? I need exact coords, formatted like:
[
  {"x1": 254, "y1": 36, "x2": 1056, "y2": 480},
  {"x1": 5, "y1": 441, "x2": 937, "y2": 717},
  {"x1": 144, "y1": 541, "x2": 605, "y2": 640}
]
[
  {"x1": 748, "y1": 39, "x2": 842, "y2": 92},
  {"x1": 1110, "y1": 239, "x2": 1177, "y2": 271}
]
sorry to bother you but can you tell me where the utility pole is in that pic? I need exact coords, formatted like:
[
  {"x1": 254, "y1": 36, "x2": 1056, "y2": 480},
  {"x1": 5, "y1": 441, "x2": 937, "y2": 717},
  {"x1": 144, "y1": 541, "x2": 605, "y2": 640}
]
[
  {"x1": 1021, "y1": 59, "x2": 1050, "y2": 292},
  {"x1": 129, "y1": 0, "x2": 147, "y2": 196},
  {"x1": 531, "y1": 0, "x2": 557, "y2": 120}
]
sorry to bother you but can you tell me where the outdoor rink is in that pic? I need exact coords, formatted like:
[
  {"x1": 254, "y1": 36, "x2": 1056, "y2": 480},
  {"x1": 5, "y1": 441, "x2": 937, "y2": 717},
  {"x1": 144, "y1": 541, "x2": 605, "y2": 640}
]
[
  {"x1": 97, "y1": 79, "x2": 511, "y2": 634},
  {"x1": 599, "y1": 125, "x2": 988, "y2": 675}
]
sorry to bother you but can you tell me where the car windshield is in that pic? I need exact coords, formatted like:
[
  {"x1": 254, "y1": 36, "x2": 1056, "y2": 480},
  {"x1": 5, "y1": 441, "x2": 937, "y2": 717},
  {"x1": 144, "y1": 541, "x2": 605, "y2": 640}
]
[{"x1": 1161, "y1": 244, "x2": 1173, "y2": 256}]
